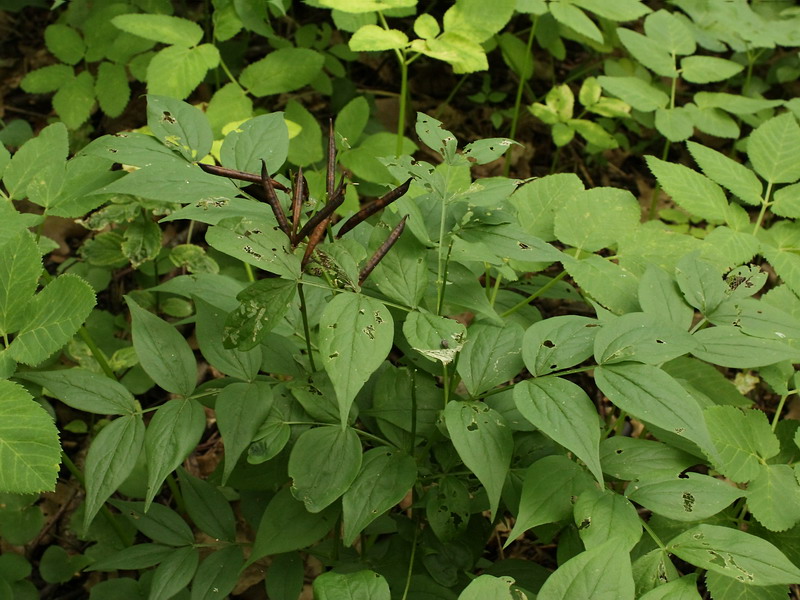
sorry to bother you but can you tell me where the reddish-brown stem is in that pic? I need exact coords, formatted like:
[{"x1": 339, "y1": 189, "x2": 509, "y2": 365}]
[
  {"x1": 260, "y1": 160, "x2": 293, "y2": 238},
  {"x1": 197, "y1": 162, "x2": 290, "y2": 192},
  {"x1": 291, "y1": 167, "x2": 305, "y2": 242},
  {"x1": 301, "y1": 217, "x2": 331, "y2": 269},
  {"x1": 295, "y1": 177, "x2": 345, "y2": 242},
  {"x1": 359, "y1": 215, "x2": 408, "y2": 286},
  {"x1": 336, "y1": 178, "x2": 412, "y2": 238}
]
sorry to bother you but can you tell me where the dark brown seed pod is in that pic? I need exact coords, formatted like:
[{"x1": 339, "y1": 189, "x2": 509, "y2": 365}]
[
  {"x1": 336, "y1": 178, "x2": 412, "y2": 239},
  {"x1": 358, "y1": 215, "x2": 408, "y2": 286},
  {"x1": 261, "y1": 160, "x2": 293, "y2": 238},
  {"x1": 197, "y1": 162, "x2": 290, "y2": 192},
  {"x1": 301, "y1": 217, "x2": 331, "y2": 269},
  {"x1": 295, "y1": 177, "x2": 345, "y2": 242},
  {"x1": 291, "y1": 166, "x2": 305, "y2": 241}
]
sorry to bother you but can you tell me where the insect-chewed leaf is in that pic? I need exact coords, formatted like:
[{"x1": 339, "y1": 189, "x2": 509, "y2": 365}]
[
  {"x1": 402, "y1": 311, "x2": 466, "y2": 365},
  {"x1": 457, "y1": 322, "x2": 524, "y2": 396},
  {"x1": 593, "y1": 312, "x2": 697, "y2": 365},
  {"x1": 194, "y1": 296, "x2": 261, "y2": 380},
  {"x1": 458, "y1": 575, "x2": 519, "y2": 600},
  {"x1": 146, "y1": 95, "x2": 212, "y2": 162},
  {"x1": 319, "y1": 293, "x2": 393, "y2": 425},
  {"x1": 522, "y1": 315, "x2": 598, "y2": 376},
  {"x1": 223, "y1": 278, "x2": 296, "y2": 351},
  {"x1": 574, "y1": 488, "x2": 642, "y2": 552}
]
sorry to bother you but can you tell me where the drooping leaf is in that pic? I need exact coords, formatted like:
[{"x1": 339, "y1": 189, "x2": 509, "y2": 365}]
[
  {"x1": 18, "y1": 368, "x2": 136, "y2": 415},
  {"x1": 216, "y1": 382, "x2": 273, "y2": 484}
]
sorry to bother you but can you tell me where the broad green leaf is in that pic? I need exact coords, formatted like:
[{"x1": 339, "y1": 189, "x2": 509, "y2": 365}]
[
  {"x1": 285, "y1": 99, "x2": 323, "y2": 166},
  {"x1": 747, "y1": 113, "x2": 800, "y2": 185},
  {"x1": 147, "y1": 95, "x2": 213, "y2": 162},
  {"x1": 457, "y1": 323, "x2": 523, "y2": 396},
  {"x1": 599, "y1": 437, "x2": 696, "y2": 480},
  {"x1": 4, "y1": 122, "x2": 68, "y2": 200},
  {"x1": 704, "y1": 569, "x2": 789, "y2": 600},
  {"x1": 317, "y1": 0, "x2": 416, "y2": 12},
  {"x1": 149, "y1": 545, "x2": 199, "y2": 600},
  {"x1": 121, "y1": 216, "x2": 162, "y2": 268},
  {"x1": 20, "y1": 64, "x2": 73, "y2": 94},
  {"x1": 314, "y1": 570, "x2": 391, "y2": 600},
  {"x1": 112, "y1": 14, "x2": 203, "y2": 47},
  {"x1": 342, "y1": 447, "x2": 417, "y2": 545},
  {"x1": 44, "y1": 24, "x2": 84, "y2": 64},
  {"x1": 264, "y1": 552, "x2": 304, "y2": 600},
  {"x1": 704, "y1": 406, "x2": 779, "y2": 483},
  {"x1": 505, "y1": 455, "x2": 595, "y2": 544},
  {"x1": 144, "y1": 398, "x2": 206, "y2": 509},
  {"x1": 772, "y1": 183, "x2": 800, "y2": 219},
  {"x1": 248, "y1": 487, "x2": 339, "y2": 564},
  {"x1": 415, "y1": 112, "x2": 458, "y2": 162},
  {"x1": 190, "y1": 545, "x2": 243, "y2": 600},
  {"x1": 554, "y1": 187, "x2": 640, "y2": 252},
  {"x1": 617, "y1": 28, "x2": 676, "y2": 77},
  {"x1": 691, "y1": 327, "x2": 796, "y2": 368},
  {"x1": 463, "y1": 138, "x2": 518, "y2": 164},
  {"x1": 205, "y1": 216, "x2": 301, "y2": 279},
  {"x1": 216, "y1": 382, "x2": 273, "y2": 484},
  {"x1": 626, "y1": 473, "x2": 744, "y2": 522},
  {"x1": 427, "y1": 476, "x2": 471, "y2": 542},
  {"x1": 18, "y1": 368, "x2": 136, "y2": 415},
  {"x1": 595, "y1": 363, "x2": 714, "y2": 455},
  {"x1": 458, "y1": 575, "x2": 519, "y2": 600},
  {"x1": 0, "y1": 381, "x2": 61, "y2": 494},
  {"x1": 686, "y1": 141, "x2": 762, "y2": 206},
  {"x1": 694, "y1": 92, "x2": 782, "y2": 115},
  {"x1": 662, "y1": 357, "x2": 751, "y2": 408},
  {"x1": 514, "y1": 378, "x2": 603, "y2": 484},
  {"x1": 564, "y1": 255, "x2": 640, "y2": 314},
  {"x1": 86, "y1": 544, "x2": 173, "y2": 572},
  {"x1": 632, "y1": 549, "x2": 681, "y2": 597},
  {"x1": 319, "y1": 293, "x2": 393, "y2": 426},
  {"x1": 597, "y1": 76, "x2": 669, "y2": 112},
  {"x1": 550, "y1": 1, "x2": 603, "y2": 43},
  {"x1": 414, "y1": 13, "x2": 440, "y2": 38},
  {"x1": 220, "y1": 112, "x2": 289, "y2": 175},
  {"x1": 95, "y1": 62, "x2": 130, "y2": 118},
  {"x1": 647, "y1": 156, "x2": 729, "y2": 223},
  {"x1": 240, "y1": 48, "x2": 324, "y2": 96},
  {"x1": 410, "y1": 31, "x2": 488, "y2": 74},
  {"x1": 444, "y1": 400, "x2": 513, "y2": 519},
  {"x1": 572, "y1": 0, "x2": 650, "y2": 21},
  {"x1": 638, "y1": 265, "x2": 694, "y2": 330},
  {"x1": 177, "y1": 469, "x2": 236, "y2": 543},
  {"x1": 510, "y1": 173, "x2": 585, "y2": 242},
  {"x1": 206, "y1": 82, "x2": 253, "y2": 138},
  {"x1": 146, "y1": 44, "x2": 220, "y2": 100},
  {"x1": 593, "y1": 312, "x2": 697, "y2": 365},
  {"x1": 126, "y1": 296, "x2": 197, "y2": 396},
  {"x1": 289, "y1": 426, "x2": 362, "y2": 513},
  {"x1": 442, "y1": 0, "x2": 515, "y2": 43},
  {"x1": 112, "y1": 500, "x2": 194, "y2": 545},
  {"x1": 349, "y1": 25, "x2": 408, "y2": 51},
  {"x1": 681, "y1": 56, "x2": 744, "y2": 84},
  {"x1": 674, "y1": 253, "x2": 727, "y2": 315},
  {"x1": 0, "y1": 230, "x2": 40, "y2": 335},
  {"x1": 498, "y1": 32, "x2": 533, "y2": 80},
  {"x1": 335, "y1": 96, "x2": 369, "y2": 151},
  {"x1": 569, "y1": 119, "x2": 618, "y2": 149},
  {"x1": 655, "y1": 107, "x2": 694, "y2": 142},
  {"x1": 83, "y1": 415, "x2": 145, "y2": 529},
  {"x1": 8, "y1": 274, "x2": 95, "y2": 367},
  {"x1": 708, "y1": 298, "x2": 800, "y2": 341},
  {"x1": 643, "y1": 9, "x2": 695, "y2": 55},
  {"x1": 748, "y1": 465, "x2": 800, "y2": 532},
  {"x1": 684, "y1": 104, "x2": 740, "y2": 139},
  {"x1": 667, "y1": 525, "x2": 800, "y2": 586},
  {"x1": 537, "y1": 539, "x2": 635, "y2": 599},
  {"x1": 638, "y1": 574, "x2": 701, "y2": 600},
  {"x1": 522, "y1": 315, "x2": 598, "y2": 376},
  {"x1": 574, "y1": 488, "x2": 641, "y2": 551},
  {"x1": 369, "y1": 228, "x2": 428, "y2": 308},
  {"x1": 223, "y1": 278, "x2": 296, "y2": 351},
  {"x1": 194, "y1": 297, "x2": 260, "y2": 381}
]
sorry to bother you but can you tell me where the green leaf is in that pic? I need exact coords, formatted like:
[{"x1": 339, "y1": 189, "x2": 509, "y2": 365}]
[
  {"x1": 216, "y1": 382, "x2": 272, "y2": 484},
  {"x1": 685, "y1": 104, "x2": 740, "y2": 139},
  {"x1": 83, "y1": 415, "x2": 145, "y2": 529},
  {"x1": 681, "y1": 56, "x2": 744, "y2": 84},
  {"x1": 112, "y1": 500, "x2": 195, "y2": 546},
  {"x1": 600, "y1": 437, "x2": 696, "y2": 480},
  {"x1": 0, "y1": 230, "x2": 40, "y2": 335},
  {"x1": 289, "y1": 425, "x2": 362, "y2": 513},
  {"x1": 708, "y1": 298, "x2": 800, "y2": 341},
  {"x1": 537, "y1": 539, "x2": 635, "y2": 599},
  {"x1": 458, "y1": 575, "x2": 519, "y2": 600},
  {"x1": 704, "y1": 570, "x2": 789, "y2": 600},
  {"x1": 126, "y1": 295, "x2": 197, "y2": 396},
  {"x1": 597, "y1": 76, "x2": 668, "y2": 112},
  {"x1": 52, "y1": 70, "x2": 95, "y2": 129},
  {"x1": 86, "y1": 544, "x2": 173, "y2": 572},
  {"x1": 444, "y1": 400, "x2": 512, "y2": 519},
  {"x1": 189, "y1": 545, "x2": 243, "y2": 600},
  {"x1": 410, "y1": 31, "x2": 488, "y2": 74},
  {"x1": 206, "y1": 83, "x2": 253, "y2": 138},
  {"x1": 264, "y1": 552, "x2": 304, "y2": 600},
  {"x1": 572, "y1": 0, "x2": 650, "y2": 21},
  {"x1": 177, "y1": 469, "x2": 236, "y2": 543},
  {"x1": 8, "y1": 274, "x2": 95, "y2": 367},
  {"x1": 638, "y1": 265, "x2": 694, "y2": 330},
  {"x1": 223, "y1": 278, "x2": 296, "y2": 351},
  {"x1": 694, "y1": 92, "x2": 782, "y2": 115},
  {"x1": 285, "y1": 99, "x2": 323, "y2": 166},
  {"x1": 122, "y1": 216, "x2": 162, "y2": 268},
  {"x1": 94, "y1": 62, "x2": 130, "y2": 118},
  {"x1": 674, "y1": 253, "x2": 727, "y2": 315},
  {"x1": 248, "y1": 487, "x2": 339, "y2": 564},
  {"x1": 112, "y1": 14, "x2": 203, "y2": 47},
  {"x1": 144, "y1": 398, "x2": 206, "y2": 510},
  {"x1": 442, "y1": 0, "x2": 515, "y2": 43},
  {"x1": 595, "y1": 363, "x2": 714, "y2": 455},
  {"x1": 220, "y1": 112, "x2": 289, "y2": 176},
  {"x1": 514, "y1": 378, "x2": 603, "y2": 484},
  {"x1": 18, "y1": 368, "x2": 136, "y2": 415},
  {"x1": 314, "y1": 570, "x2": 391, "y2": 600},
  {"x1": 594, "y1": 312, "x2": 697, "y2": 365},
  {"x1": 569, "y1": 119, "x2": 619, "y2": 149},
  {"x1": 686, "y1": 141, "x2": 762, "y2": 206},
  {"x1": 564, "y1": 255, "x2": 640, "y2": 314},
  {"x1": 318, "y1": 0, "x2": 416, "y2": 12},
  {"x1": 550, "y1": 1, "x2": 603, "y2": 43},
  {"x1": 617, "y1": 28, "x2": 676, "y2": 77},
  {"x1": 574, "y1": 488, "x2": 642, "y2": 551},
  {"x1": 147, "y1": 95, "x2": 213, "y2": 162},
  {"x1": 4, "y1": 122, "x2": 67, "y2": 200},
  {"x1": 369, "y1": 228, "x2": 428, "y2": 308},
  {"x1": 655, "y1": 107, "x2": 694, "y2": 142},
  {"x1": 342, "y1": 447, "x2": 417, "y2": 545},
  {"x1": 554, "y1": 187, "x2": 640, "y2": 252},
  {"x1": 240, "y1": 48, "x2": 325, "y2": 96},
  {"x1": 414, "y1": 13, "x2": 440, "y2": 38},
  {"x1": 691, "y1": 327, "x2": 795, "y2": 368},
  {"x1": 667, "y1": 524, "x2": 800, "y2": 586},
  {"x1": 462, "y1": 138, "x2": 517, "y2": 165},
  {"x1": 44, "y1": 24, "x2": 85, "y2": 65},
  {"x1": 643, "y1": 9, "x2": 695, "y2": 55},
  {"x1": 748, "y1": 465, "x2": 800, "y2": 532},
  {"x1": 319, "y1": 293, "x2": 393, "y2": 426},
  {"x1": 205, "y1": 216, "x2": 301, "y2": 279},
  {"x1": 747, "y1": 113, "x2": 800, "y2": 185},
  {"x1": 704, "y1": 405, "x2": 779, "y2": 483},
  {"x1": 146, "y1": 44, "x2": 220, "y2": 100},
  {"x1": 772, "y1": 183, "x2": 800, "y2": 218},
  {"x1": 510, "y1": 173, "x2": 584, "y2": 241},
  {"x1": 522, "y1": 315, "x2": 598, "y2": 376},
  {"x1": 195, "y1": 297, "x2": 260, "y2": 380},
  {"x1": 20, "y1": 64, "x2": 74, "y2": 94},
  {"x1": 349, "y1": 24, "x2": 408, "y2": 50},
  {"x1": 149, "y1": 545, "x2": 199, "y2": 600},
  {"x1": 0, "y1": 380, "x2": 61, "y2": 494},
  {"x1": 627, "y1": 473, "x2": 744, "y2": 522},
  {"x1": 456, "y1": 323, "x2": 523, "y2": 397},
  {"x1": 647, "y1": 156, "x2": 730, "y2": 223},
  {"x1": 638, "y1": 574, "x2": 701, "y2": 600},
  {"x1": 498, "y1": 32, "x2": 533, "y2": 80}
]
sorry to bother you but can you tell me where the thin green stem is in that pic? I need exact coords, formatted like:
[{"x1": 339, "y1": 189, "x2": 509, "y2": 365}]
[
  {"x1": 396, "y1": 56, "x2": 409, "y2": 157},
  {"x1": 500, "y1": 271, "x2": 567, "y2": 318},
  {"x1": 78, "y1": 326, "x2": 117, "y2": 380},
  {"x1": 489, "y1": 273, "x2": 503, "y2": 307},
  {"x1": 218, "y1": 56, "x2": 244, "y2": 92},
  {"x1": 296, "y1": 282, "x2": 317, "y2": 372},
  {"x1": 771, "y1": 394, "x2": 789, "y2": 431},
  {"x1": 504, "y1": 15, "x2": 538, "y2": 177},
  {"x1": 641, "y1": 518, "x2": 666, "y2": 551},
  {"x1": 752, "y1": 181, "x2": 773, "y2": 236},
  {"x1": 434, "y1": 75, "x2": 469, "y2": 119},
  {"x1": 400, "y1": 522, "x2": 419, "y2": 600},
  {"x1": 689, "y1": 317, "x2": 708, "y2": 335},
  {"x1": 167, "y1": 474, "x2": 186, "y2": 515},
  {"x1": 243, "y1": 262, "x2": 255, "y2": 283},
  {"x1": 409, "y1": 369, "x2": 417, "y2": 454}
]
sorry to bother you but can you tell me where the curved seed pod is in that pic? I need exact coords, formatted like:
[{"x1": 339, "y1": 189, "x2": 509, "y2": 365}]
[
  {"x1": 301, "y1": 217, "x2": 331, "y2": 269},
  {"x1": 336, "y1": 178, "x2": 412, "y2": 239},
  {"x1": 260, "y1": 160, "x2": 292, "y2": 238},
  {"x1": 291, "y1": 167, "x2": 305, "y2": 241},
  {"x1": 197, "y1": 162, "x2": 290, "y2": 192},
  {"x1": 359, "y1": 215, "x2": 408, "y2": 286},
  {"x1": 295, "y1": 177, "x2": 345, "y2": 242}
]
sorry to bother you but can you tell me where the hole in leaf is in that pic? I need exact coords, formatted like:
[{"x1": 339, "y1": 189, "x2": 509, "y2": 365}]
[
  {"x1": 655, "y1": 339, "x2": 665, "y2": 344},
  {"x1": 682, "y1": 492, "x2": 695, "y2": 512},
  {"x1": 543, "y1": 339, "x2": 555, "y2": 348},
  {"x1": 161, "y1": 110, "x2": 176, "y2": 124},
  {"x1": 466, "y1": 422, "x2": 478, "y2": 432}
]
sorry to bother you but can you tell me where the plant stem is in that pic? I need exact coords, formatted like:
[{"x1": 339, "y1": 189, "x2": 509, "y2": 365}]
[
  {"x1": 78, "y1": 326, "x2": 117, "y2": 380},
  {"x1": 504, "y1": 15, "x2": 538, "y2": 177},
  {"x1": 641, "y1": 518, "x2": 666, "y2": 550},
  {"x1": 296, "y1": 282, "x2": 317, "y2": 372},
  {"x1": 218, "y1": 56, "x2": 244, "y2": 92},
  {"x1": 400, "y1": 521, "x2": 419, "y2": 600},
  {"x1": 243, "y1": 262, "x2": 255, "y2": 283},
  {"x1": 434, "y1": 75, "x2": 469, "y2": 119},
  {"x1": 500, "y1": 271, "x2": 567, "y2": 317},
  {"x1": 771, "y1": 394, "x2": 789, "y2": 431},
  {"x1": 752, "y1": 181, "x2": 773, "y2": 236}
]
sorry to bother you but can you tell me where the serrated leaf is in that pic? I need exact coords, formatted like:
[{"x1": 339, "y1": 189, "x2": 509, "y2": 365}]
[
  {"x1": 626, "y1": 473, "x2": 744, "y2": 522},
  {"x1": 95, "y1": 62, "x2": 130, "y2": 118},
  {"x1": 655, "y1": 107, "x2": 694, "y2": 142},
  {"x1": 617, "y1": 28, "x2": 676, "y2": 77},
  {"x1": 686, "y1": 141, "x2": 762, "y2": 206},
  {"x1": 681, "y1": 56, "x2": 744, "y2": 84},
  {"x1": 554, "y1": 187, "x2": 640, "y2": 252},
  {"x1": 220, "y1": 112, "x2": 288, "y2": 175},
  {"x1": 20, "y1": 64, "x2": 74, "y2": 94},
  {"x1": 444, "y1": 400, "x2": 512, "y2": 519},
  {"x1": 52, "y1": 70, "x2": 95, "y2": 130},
  {"x1": 442, "y1": 0, "x2": 514, "y2": 43},
  {"x1": 317, "y1": 0, "x2": 416, "y2": 12},
  {"x1": 772, "y1": 183, "x2": 800, "y2": 218},
  {"x1": 704, "y1": 405, "x2": 779, "y2": 483},
  {"x1": 349, "y1": 24, "x2": 408, "y2": 51},
  {"x1": 550, "y1": 1, "x2": 603, "y2": 43},
  {"x1": 216, "y1": 382, "x2": 272, "y2": 484},
  {"x1": 564, "y1": 255, "x2": 640, "y2": 314},
  {"x1": 0, "y1": 230, "x2": 40, "y2": 335},
  {"x1": 240, "y1": 48, "x2": 324, "y2": 96},
  {"x1": 747, "y1": 113, "x2": 800, "y2": 185},
  {"x1": 597, "y1": 76, "x2": 668, "y2": 112},
  {"x1": 0, "y1": 380, "x2": 61, "y2": 494},
  {"x1": 112, "y1": 14, "x2": 203, "y2": 47},
  {"x1": 647, "y1": 156, "x2": 730, "y2": 223},
  {"x1": 510, "y1": 173, "x2": 585, "y2": 242},
  {"x1": 146, "y1": 44, "x2": 220, "y2": 100},
  {"x1": 514, "y1": 378, "x2": 603, "y2": 484},
  {"x1": 3, "y1": 122, "x2": 67, "y2": 200},
  {"x1": 748, "y1": 465, "x2": 800, "y2": 532},
  {"x1": 643, "y1": 9, "x2": 695, "y2": 55},
  {"x1": 44, "y1": 23, "x2": 84, "y2": 64}
]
